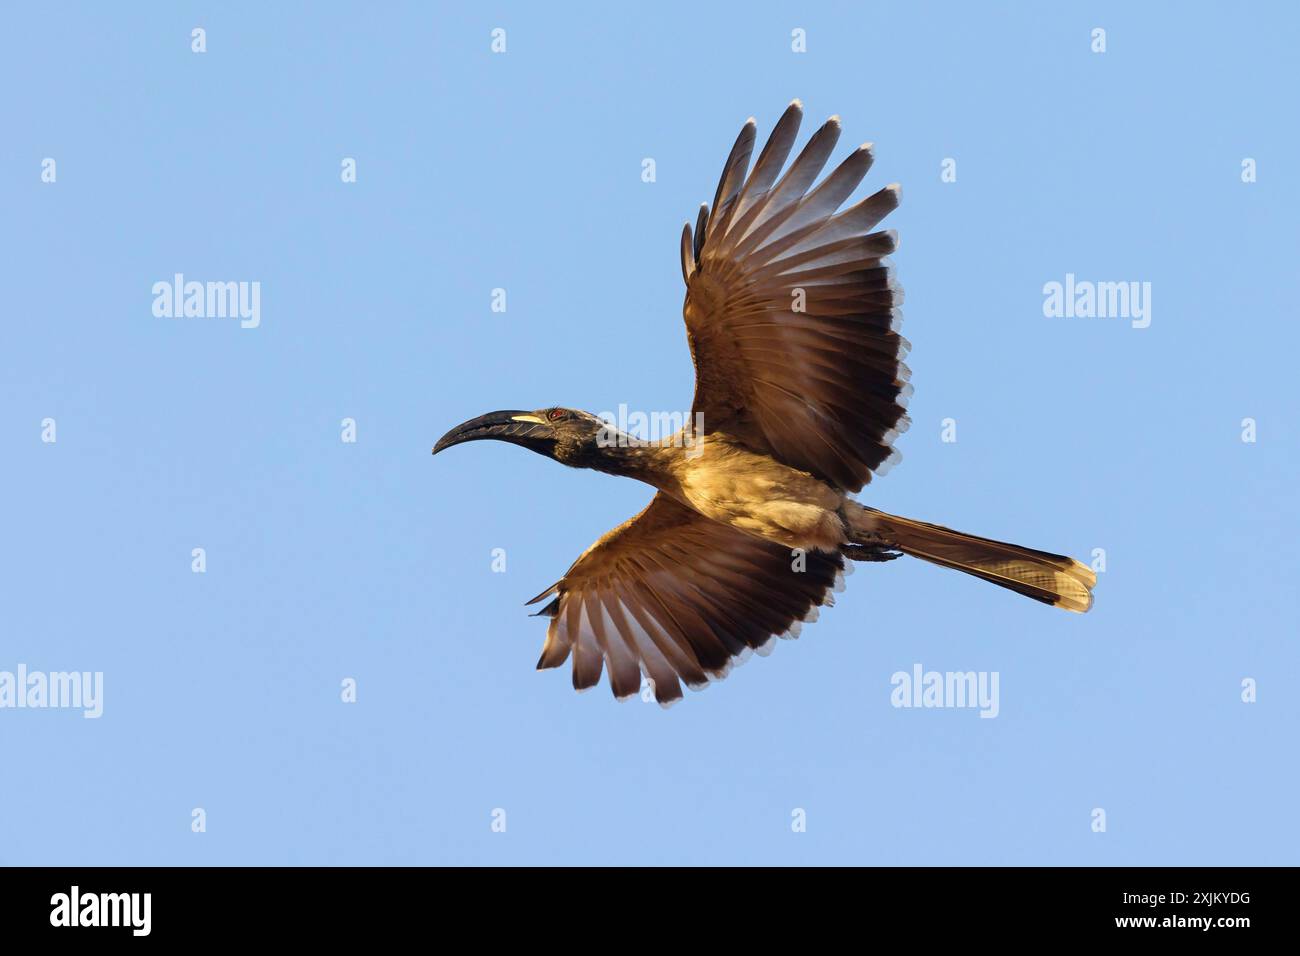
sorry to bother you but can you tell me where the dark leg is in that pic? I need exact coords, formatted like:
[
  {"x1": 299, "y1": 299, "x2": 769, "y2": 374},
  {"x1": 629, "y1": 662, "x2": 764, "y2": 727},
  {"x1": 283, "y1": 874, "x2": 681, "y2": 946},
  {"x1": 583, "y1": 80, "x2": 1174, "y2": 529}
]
[{"x1": 841, "y1": 543, "x2": 903, "y2": 562}]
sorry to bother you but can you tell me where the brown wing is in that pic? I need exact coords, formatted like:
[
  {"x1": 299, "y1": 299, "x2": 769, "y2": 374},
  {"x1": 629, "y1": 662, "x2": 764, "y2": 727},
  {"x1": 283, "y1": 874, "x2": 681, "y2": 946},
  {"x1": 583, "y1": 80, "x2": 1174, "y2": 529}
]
[
  {"x1": 680, "y1": 101, "x2": 910, "y2": 492},
  {"x1": 526, "y1": 493, "x2": 846, "y2": 707}
]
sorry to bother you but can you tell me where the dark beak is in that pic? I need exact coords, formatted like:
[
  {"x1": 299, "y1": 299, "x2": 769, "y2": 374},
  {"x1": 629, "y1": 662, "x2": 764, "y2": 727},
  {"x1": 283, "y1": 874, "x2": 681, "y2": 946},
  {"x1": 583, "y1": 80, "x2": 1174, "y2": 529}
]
[{"x1": 432, "y1": 410, "x2": 557, "y2": 457}]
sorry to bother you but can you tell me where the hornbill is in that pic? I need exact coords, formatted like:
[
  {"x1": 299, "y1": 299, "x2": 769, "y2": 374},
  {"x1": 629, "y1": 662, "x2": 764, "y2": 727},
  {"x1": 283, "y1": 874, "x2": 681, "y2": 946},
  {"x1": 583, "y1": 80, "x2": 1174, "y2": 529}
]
[{"x1": 434, "y1": 101, "x2": 1095, "y2": 707}]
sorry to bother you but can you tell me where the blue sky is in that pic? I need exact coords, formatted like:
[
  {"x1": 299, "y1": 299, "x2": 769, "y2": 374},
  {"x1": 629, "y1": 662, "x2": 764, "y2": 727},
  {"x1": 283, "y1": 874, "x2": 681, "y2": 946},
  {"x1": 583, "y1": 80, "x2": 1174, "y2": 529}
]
[{"x1": 2, "y1": 2, "x2": 1296, "y2": 865}]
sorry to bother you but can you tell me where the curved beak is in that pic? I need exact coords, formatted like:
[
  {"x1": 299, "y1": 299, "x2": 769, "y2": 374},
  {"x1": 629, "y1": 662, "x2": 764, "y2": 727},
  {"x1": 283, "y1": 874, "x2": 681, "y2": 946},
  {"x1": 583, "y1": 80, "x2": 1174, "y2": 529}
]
[{"x1": 432, "y1": 410, "x2": 557, "y2": 457}]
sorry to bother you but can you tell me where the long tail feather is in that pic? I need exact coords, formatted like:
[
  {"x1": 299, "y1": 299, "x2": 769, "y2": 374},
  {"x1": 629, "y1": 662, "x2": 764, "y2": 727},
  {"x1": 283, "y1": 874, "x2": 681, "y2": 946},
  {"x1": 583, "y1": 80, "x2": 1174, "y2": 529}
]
[{"x1": 845, "y1": 505, "x2": 1096, "y2": 613}]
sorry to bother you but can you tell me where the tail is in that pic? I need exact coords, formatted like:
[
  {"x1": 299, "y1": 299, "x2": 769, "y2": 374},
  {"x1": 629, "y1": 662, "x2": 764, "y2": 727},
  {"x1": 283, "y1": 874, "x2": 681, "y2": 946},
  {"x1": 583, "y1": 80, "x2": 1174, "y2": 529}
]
[{"x1": 844, "y1": 504, "x2": 1096, "y2": 613}]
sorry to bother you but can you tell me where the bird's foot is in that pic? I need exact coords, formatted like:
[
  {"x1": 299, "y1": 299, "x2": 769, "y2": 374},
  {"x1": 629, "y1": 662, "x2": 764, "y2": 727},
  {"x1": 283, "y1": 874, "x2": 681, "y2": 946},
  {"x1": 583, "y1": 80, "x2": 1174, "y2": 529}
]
[{"x1": 842, "y1": 543, "x2": 903, "y2": 562}]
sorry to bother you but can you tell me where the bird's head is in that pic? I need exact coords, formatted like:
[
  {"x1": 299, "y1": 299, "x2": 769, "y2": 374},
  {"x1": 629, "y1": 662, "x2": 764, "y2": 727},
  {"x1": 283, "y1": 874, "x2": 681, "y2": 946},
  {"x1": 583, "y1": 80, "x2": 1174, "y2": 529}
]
[{"x1": 432, "y1": 407, "x2": 612, "y2": 467}]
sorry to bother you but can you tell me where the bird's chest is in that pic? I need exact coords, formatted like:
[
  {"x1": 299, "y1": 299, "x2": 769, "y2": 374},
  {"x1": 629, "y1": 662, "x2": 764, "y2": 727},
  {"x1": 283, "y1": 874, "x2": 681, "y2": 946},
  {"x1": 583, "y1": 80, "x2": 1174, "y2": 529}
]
[{"x1": 668, "y1": 440, "x2": 846, "y2": 551}]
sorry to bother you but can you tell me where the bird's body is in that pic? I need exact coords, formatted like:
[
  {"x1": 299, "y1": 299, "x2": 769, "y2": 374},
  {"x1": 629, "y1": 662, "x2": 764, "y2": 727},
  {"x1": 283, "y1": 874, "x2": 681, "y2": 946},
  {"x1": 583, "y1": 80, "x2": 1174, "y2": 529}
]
[
  {"x1": 676, "y1": 436, "x2": 850, "y2": 552},
  {"x1": 645, "y1": 433, "x2": 848, "y2": 552},
  {"x1": 434, "y1": 101, "x2": 1096, "y2": 706}
]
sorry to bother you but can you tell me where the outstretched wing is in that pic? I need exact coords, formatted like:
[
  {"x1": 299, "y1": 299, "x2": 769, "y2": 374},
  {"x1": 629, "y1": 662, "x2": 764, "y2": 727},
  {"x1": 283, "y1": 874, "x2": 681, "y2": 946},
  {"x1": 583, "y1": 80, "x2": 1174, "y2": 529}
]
[
  {"x1": 526, "y1": 493, "x2": 846, "y2": 706},
  {"x1": 680, "y1": 101, "x2": 910, "y2": 493}
]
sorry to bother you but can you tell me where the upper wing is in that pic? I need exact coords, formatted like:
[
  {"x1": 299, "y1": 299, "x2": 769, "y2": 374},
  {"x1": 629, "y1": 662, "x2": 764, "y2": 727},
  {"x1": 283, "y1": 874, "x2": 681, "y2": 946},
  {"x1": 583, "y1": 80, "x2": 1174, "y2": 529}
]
[
  {"x1": 680, "y1": 101, "x2": 911, "y2": 492},
  {"x1": 526, "y1": 493, "x2": 846, "y2": 706}
]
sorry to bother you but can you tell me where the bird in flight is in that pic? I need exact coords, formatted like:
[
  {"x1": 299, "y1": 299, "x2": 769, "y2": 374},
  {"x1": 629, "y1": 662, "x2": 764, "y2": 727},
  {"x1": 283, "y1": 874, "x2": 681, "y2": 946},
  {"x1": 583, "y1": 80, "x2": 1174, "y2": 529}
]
[{"x1": 434, "y1": 101, "x2": 1095, "y2": 707}]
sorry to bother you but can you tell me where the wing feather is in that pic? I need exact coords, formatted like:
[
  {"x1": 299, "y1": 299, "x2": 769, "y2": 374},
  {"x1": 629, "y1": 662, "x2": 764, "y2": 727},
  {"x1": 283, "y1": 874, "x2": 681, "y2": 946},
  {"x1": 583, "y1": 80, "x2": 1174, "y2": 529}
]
[
  {"x1": 531, "y1": 494, "x2": 841, "y2": 706},
  {"x1": 684, "y1": 108, "x2": 908, "y2": 492}
]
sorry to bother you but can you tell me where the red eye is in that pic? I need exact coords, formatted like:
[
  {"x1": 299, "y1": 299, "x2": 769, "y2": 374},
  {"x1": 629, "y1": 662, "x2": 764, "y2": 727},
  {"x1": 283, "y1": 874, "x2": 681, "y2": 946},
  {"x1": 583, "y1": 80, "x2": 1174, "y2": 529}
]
[{"x1": 548, "y1": 409, "x2": 564, "y2": 421}]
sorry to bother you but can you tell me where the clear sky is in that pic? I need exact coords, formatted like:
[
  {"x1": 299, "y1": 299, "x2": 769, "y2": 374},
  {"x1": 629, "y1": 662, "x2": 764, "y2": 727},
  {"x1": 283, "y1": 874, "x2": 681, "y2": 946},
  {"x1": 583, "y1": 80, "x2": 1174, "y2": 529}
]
[{"x1": 2, "y1": 2, "x2": 1296, "y2": 865}]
